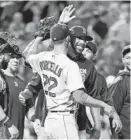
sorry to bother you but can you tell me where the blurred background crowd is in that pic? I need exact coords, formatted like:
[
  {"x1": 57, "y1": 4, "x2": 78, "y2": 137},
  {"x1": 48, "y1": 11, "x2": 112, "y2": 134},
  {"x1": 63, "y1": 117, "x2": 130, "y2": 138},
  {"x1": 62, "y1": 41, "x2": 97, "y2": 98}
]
[{"x1": 0, "y1": 1, "x2": 130, "y2": 139}]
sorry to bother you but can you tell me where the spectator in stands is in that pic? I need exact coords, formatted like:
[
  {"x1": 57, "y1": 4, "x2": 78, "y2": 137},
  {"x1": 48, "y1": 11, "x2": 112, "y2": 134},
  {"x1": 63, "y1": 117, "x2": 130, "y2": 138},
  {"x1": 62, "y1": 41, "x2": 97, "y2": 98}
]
[
  {"x1": 109, "y1": 3, "x2": 130, "y2": 43},
  {"x1": 8, "y1": 12, "x2": 25, "y2": 39}
]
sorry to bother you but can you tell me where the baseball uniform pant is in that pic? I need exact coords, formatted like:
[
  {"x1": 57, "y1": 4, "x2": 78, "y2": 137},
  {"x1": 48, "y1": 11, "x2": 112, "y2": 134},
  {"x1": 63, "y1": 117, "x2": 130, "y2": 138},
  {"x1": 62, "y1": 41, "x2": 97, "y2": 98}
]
[{"x1": 37, "y1": 111, "x2": 79, "y2": 139}]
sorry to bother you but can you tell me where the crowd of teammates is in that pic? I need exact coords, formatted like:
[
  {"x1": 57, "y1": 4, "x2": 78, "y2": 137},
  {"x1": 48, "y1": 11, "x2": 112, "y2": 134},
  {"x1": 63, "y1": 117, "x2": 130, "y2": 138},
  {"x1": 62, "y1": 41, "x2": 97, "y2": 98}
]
[{"x1": 0, "y1": 4, "x2": 130, "y2": 140}]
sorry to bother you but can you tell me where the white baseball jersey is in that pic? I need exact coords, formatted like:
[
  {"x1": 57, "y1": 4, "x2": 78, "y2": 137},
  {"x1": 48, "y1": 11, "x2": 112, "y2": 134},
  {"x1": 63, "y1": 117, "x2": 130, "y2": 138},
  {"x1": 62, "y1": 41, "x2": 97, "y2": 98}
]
[{"x1": 28, "y1": 51, "x2": 84, "y2": 111}]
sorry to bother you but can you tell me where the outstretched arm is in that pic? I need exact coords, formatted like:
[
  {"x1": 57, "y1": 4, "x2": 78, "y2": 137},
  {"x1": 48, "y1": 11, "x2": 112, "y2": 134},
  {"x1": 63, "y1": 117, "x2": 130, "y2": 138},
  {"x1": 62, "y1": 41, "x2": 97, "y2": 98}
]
[
  {"x1": 19, "y1": 73, "x2": 43, "y2": 105},
  {"x1": 72, "y1": 89, "x2": 115, "y2": 117},
  {"x1": 22, "y1": 39, "x2": 35, "y2": 58},
  {"x1": 23, "y1": 37, "x2": 43, "y2": 61}
]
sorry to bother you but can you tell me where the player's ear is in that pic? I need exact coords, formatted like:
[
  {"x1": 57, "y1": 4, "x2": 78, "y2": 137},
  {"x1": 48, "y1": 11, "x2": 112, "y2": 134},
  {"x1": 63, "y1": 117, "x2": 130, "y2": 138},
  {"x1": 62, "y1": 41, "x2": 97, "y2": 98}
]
[
  {"x1": 92, "y1": 54, "x2": 96, "y2": 60},
  {"x1": 65, "y1": 36, "x2": 71, "y2": 47},
  {"x1": 49, "y1": 39, "x2": 54, "y2": 50},
  {"x1": 66, "y1": 36, "x2": 71, "y2": 42}
]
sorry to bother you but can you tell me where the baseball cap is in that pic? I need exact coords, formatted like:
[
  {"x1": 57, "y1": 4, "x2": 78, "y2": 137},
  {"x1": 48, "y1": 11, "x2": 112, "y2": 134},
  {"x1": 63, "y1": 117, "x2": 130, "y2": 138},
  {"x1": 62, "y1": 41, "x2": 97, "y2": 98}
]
[
  {"x1": 70, "y1": 26, "x2": 93, "y2": 41},
  {"x1": 122, "y1": 45, "x2": 131, "y2": 57},
  {"x1": 50, "y1": 23, "x2": 69, "y2": 41},
  {"x1": 85, "y1": 41, "x2": 97, "y2": 54}
]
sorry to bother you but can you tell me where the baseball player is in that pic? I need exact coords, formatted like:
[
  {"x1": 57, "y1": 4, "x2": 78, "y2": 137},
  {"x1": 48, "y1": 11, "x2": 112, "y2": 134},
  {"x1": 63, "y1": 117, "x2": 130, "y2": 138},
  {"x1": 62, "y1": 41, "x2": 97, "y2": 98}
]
[
  {"x1": 109, "y1": 45, "x2": 130, "y2": 139},
  {"x1": 67, "y1": 26, "x2": 121, "y2": 139},
  {"x1": 0, "y1": 32, "x2": 19, "y2": 139},
  {"x1": 2, "y1": 52, "x2": 28, "y2": 139},
  {"x1": 82, "y1": 41, "x2": 122, "y2": 138},
  {"x1": 19, "y1": 5, "x2": 114, "y2": 139}
]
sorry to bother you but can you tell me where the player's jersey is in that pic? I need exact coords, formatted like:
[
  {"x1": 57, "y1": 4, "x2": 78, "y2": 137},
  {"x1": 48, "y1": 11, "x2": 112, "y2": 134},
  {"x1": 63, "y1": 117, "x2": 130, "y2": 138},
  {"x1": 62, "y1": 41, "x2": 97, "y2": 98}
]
[
  {"x1": 68, "y1": 54, "x2": 99, "y2": 99},
  {"x1": 28, "y1": 51, "x2": 84, "y2": 111}
]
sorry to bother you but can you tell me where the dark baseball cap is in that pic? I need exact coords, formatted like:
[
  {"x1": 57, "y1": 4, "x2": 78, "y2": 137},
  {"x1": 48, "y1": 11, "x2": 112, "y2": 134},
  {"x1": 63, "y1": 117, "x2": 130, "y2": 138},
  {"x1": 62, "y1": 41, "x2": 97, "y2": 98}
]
[
  {"x1": 50, "y1": 23, "x2": 69, "y2": 41},
  {"x1": 70, "y1": 26, "x2": 93, "y2": 41},
  {"x1": 86, "y1": 41, "x2": 97, "y2": 54},
  {"x1": 122, "y1": 45, "x2": 131, "y2": 57}
]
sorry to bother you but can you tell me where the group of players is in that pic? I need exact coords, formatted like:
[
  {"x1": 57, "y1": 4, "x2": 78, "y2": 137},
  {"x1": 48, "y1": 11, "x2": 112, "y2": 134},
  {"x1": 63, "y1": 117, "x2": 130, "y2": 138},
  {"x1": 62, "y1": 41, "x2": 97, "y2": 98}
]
[{"x1": 0, "y1": 5, "x2": 130, "y2": 139}]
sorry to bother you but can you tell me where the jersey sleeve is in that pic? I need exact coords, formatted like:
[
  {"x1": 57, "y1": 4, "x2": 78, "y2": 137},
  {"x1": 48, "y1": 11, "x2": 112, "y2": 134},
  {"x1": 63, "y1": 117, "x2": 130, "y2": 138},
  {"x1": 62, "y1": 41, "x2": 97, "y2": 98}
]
[
  {"x1": 84, "y1": 63, "x2": 100, "y2": 99},
  {"x1": 99, "y1": 76, "x2": 114, "y2": 106},
  {"x1": 66, "y1": 62, "x2": 85, "y2": 93},
  {"x1": 27, "y1": 52, "x2": 45, "y2": 74},
  {"x1": 26, "y1": 73, "x2": 43, "y2": 96}
]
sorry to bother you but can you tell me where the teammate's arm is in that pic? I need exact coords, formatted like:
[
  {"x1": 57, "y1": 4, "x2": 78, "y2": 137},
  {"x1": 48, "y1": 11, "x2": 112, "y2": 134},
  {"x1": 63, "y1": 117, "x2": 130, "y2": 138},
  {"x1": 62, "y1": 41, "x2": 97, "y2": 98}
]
[
  {"x1": 90, "y1": 108, "x2": 101, "y2": 139},
  {"x1": 24, "y1": 36, "x2": 43, "y2": 61},
  {"x1": 22, "y1": 39, "x2": 35, "y2": 58},
  {"x1": 72, "y1": 89, "x2": 105, "y2": 108},
  {"x1": 19, "y1": 73, "x2": 43, "y2": 104},
  {"x1": 67, "y1": 62, "x2": 114, "y2": 115}
]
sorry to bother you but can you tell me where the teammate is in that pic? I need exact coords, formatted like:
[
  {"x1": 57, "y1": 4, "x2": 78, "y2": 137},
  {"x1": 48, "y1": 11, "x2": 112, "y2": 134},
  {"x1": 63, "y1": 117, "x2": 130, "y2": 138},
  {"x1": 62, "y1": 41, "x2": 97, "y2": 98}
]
[
  {"x1": 19, "y1": 5, "x2": 114, "y2": 139},
  {"x1": 2, "y1": 53, "x2": 29, "y2": 139},
  {"x1": 109, "y1": 45, "x2": 130, "y2": 139},
  {"x1": 82, "y1": 41, "x2": 122, "y2": 138},
  {"x1": 0, "y1": 32, "x2": 19, "y2": 139}
]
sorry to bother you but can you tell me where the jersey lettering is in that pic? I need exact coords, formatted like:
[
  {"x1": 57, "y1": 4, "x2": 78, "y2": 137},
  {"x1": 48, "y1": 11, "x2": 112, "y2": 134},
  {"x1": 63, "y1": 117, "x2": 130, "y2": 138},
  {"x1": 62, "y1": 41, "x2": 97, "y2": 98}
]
[
  {"x1": 40, "y1": 61, "x2": 63, "y2": 77},
  {"x1": 42, "y1": 74, "x2": 58, "y2": 97},
  {"x1": 80, "y1": 69, "x2": 87, "y2": 82}
]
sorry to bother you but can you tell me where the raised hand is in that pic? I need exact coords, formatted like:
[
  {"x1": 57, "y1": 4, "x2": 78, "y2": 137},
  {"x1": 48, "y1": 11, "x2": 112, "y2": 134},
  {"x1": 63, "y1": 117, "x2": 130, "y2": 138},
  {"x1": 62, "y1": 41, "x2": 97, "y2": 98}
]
[{"x1": 59, "y1": 5, "x2": 76, "y2": 24}]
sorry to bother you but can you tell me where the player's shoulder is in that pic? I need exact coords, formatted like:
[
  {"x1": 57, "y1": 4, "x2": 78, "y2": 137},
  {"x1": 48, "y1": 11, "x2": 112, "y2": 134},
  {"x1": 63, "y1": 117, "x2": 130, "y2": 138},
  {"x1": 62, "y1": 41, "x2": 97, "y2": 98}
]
[
  {"x1": 67, "y1": 56, "x2": 79, "y2": 66},
  {"x1": 97, "y1": 72, "x2": 105, "y2": 80},
  {"x1": 85, "y1": 59, "x2": 95, "y2": 69},
  {"x1": 110, "y1": 75, "x2": 123, "y2": 86},
  {"x1": 28, "y1": 51, "x2": 46, "y2": 61},
  {"x1": 112, "y1": 70, "x2": 129, "y2": 85},
  {"x1": 68, "y1": 59, "x2": 80, "y2": 71}
]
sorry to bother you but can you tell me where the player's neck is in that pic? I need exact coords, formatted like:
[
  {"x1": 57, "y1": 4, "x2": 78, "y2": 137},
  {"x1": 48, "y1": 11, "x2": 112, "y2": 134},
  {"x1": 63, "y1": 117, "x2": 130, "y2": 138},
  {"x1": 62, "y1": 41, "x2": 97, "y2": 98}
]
[
  {"x1": 124, "y1": 67, "x2": 130, "y2": 72},
  {"x1": 53, "y1": 45, "x2": 67, "y2": 55},
  {"x1": 3, "y1": 68, "x2": 16, "y2": 77}
]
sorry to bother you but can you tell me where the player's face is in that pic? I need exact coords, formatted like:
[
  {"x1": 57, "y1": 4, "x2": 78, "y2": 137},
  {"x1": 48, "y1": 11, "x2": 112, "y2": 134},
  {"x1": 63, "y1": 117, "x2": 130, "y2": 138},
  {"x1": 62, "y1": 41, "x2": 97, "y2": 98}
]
[
  {"x1": 122, "y1": 52, "x2": 131, "y2": 71},
  {"x1": 82, "y1": 48, "x2": 94, "y2": 60},
  {"x1": 74, "y1": 38, "x2": 86, "y2": 54},
  {"x1": 8, "y1": 57, "x2": 20, "y2": 72}
]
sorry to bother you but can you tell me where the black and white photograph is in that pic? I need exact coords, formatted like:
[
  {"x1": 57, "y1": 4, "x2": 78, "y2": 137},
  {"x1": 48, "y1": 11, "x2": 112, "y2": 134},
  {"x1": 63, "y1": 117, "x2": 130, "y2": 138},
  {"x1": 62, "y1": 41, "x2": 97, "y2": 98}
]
[{"x1": 0, "y1": 0, "x2": 130, "y2": 139}]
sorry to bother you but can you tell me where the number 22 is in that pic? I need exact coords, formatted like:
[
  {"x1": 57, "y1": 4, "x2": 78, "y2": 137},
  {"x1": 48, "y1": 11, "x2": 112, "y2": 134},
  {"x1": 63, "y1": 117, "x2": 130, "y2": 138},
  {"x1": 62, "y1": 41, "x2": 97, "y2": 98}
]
[{"x1": 43, "y1": 74, "x2": 58, "y2": 91}]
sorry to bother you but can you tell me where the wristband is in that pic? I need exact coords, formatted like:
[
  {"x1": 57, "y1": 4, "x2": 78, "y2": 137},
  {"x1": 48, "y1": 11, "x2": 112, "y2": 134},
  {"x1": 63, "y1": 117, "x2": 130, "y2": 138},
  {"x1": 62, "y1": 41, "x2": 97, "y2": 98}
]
[
  {"x1": 58, "y1": 22, "x2": 67, "y2": 26},
  {"x1": 4, "y1": 119, "x2": 12, "y2": 128}
]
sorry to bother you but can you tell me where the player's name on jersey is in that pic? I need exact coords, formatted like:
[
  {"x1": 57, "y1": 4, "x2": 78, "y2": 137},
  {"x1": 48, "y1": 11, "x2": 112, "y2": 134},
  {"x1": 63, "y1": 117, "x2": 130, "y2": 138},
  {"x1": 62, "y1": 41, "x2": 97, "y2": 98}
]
[{"x1": 40, "y1": 60, "x2": 63, "y2": 77}]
